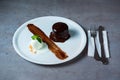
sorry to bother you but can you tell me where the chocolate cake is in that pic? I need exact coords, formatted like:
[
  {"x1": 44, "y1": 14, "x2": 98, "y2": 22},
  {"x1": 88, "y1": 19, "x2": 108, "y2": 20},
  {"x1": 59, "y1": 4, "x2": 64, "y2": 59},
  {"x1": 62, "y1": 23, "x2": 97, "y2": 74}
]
[{"x1": 50, "y1": 22, "x2": 70, "y2": 42}]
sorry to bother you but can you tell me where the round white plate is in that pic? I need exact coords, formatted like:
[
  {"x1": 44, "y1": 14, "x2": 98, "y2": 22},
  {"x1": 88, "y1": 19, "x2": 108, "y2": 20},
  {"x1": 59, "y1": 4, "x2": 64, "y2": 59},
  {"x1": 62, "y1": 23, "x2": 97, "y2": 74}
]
[{"x1": 13, "y1": 16, "x2": 87, "y2": 65}]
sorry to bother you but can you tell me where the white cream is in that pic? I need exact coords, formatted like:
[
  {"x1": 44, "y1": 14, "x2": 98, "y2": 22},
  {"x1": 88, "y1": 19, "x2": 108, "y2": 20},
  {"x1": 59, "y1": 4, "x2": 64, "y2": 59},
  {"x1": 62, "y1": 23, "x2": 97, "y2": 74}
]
[{"x1": 29, "y1": 39, "x2": 43, "y2": 53}]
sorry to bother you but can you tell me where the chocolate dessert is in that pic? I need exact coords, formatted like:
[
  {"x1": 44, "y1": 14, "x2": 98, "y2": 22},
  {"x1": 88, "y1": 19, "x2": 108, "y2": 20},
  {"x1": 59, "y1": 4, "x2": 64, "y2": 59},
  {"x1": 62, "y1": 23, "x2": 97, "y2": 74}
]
[
  {"x1": 27, "y1": 24, "x2": 68, "y2": 60},
  {"x1": 50, "y1": 22, "x2": 70, "y2": 42}
]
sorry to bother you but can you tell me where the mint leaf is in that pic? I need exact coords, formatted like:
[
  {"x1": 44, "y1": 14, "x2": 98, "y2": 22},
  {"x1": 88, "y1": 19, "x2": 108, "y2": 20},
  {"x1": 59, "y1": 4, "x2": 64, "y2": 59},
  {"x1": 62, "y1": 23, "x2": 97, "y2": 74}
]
[
  {"x1": 31, "y1": 35, "x2": 38, "y2": 40},
  {"x1": 31, "y1": 35, "x2": 42, "y2": 43},
  {"x1": 37, "y1": 37, "x2": 42, "y2": 43}
]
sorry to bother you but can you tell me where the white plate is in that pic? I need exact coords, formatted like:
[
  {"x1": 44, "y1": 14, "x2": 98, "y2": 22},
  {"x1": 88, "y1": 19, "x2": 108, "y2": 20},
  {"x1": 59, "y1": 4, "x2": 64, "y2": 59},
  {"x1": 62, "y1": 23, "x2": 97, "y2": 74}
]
[{"x1": 13, "y1": 16, "x2": 87, "y2": 65}]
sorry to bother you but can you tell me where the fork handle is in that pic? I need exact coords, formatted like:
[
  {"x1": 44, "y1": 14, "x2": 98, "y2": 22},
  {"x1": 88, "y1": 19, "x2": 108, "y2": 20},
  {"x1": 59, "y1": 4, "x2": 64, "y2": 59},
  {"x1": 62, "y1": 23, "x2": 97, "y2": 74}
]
[{"x1": 94, "y1": 39, "x2": 101, "y2": 61}]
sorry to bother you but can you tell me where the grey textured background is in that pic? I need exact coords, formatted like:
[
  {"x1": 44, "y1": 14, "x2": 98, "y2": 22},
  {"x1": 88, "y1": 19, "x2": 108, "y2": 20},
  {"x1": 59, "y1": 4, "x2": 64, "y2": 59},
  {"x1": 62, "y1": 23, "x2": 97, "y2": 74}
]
[{"x1": 0, "y1": 0, "x2": 120, "y2": 80}]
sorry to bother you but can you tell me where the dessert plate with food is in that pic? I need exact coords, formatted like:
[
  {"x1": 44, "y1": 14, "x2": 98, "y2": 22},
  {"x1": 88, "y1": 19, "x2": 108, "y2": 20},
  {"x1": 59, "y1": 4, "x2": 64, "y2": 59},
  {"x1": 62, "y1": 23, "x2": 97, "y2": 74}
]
[{"x1": 13, "y1": 16, "x2": 87, "y2": 65}]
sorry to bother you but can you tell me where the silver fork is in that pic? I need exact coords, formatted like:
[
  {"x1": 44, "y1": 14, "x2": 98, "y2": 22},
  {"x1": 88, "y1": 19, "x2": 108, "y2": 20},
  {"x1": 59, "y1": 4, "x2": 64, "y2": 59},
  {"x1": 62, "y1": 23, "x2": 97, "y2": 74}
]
[{"x1": 90, "y1": 30, "x2": 101, "y2": 61}]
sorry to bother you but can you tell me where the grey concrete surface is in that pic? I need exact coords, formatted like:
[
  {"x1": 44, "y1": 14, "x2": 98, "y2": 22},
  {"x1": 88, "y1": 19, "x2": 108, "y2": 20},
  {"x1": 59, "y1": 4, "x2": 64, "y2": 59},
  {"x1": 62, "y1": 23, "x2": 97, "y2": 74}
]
[{"x1": 0, "y1": 0, "x2": 120, "y2": 80}]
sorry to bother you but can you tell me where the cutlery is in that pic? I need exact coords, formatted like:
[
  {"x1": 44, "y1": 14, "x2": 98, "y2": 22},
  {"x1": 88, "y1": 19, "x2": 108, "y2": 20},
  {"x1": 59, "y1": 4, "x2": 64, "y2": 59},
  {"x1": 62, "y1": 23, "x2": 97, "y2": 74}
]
[
  {"x1": 98, "y1": 26, "x2": 109, "y2": 64},
  {"x1": 90, "y1": 30, "x2": 101, "y2": 61}
]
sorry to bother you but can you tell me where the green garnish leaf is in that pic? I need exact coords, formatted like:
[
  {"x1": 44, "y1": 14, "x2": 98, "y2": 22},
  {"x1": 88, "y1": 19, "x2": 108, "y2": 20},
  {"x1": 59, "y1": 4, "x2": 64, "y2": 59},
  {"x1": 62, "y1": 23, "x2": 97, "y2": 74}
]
[
  {"x1": 31, "y1": 35, "x2": 38, "y2": 40},
  {"x1": 36, "y1": 37, "x2": 42, "y2": 43},
  {"x1": 31, "y1": 35, "x2": 42, "y2": 43}
]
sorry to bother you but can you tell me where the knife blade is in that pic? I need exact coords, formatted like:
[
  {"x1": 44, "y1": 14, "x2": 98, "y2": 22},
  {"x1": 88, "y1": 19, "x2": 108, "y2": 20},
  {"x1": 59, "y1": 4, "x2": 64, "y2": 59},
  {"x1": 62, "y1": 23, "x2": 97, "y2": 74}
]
[{"x1": 98, "y1": 26, "x2": 109, "y2": 64}]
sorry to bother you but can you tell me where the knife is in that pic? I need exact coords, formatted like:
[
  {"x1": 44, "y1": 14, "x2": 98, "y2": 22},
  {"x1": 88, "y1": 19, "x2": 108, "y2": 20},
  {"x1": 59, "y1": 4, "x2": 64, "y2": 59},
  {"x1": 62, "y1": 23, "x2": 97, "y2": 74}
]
[{"x1": 98, "y1": 26, "x2": 109, "y2": 64}]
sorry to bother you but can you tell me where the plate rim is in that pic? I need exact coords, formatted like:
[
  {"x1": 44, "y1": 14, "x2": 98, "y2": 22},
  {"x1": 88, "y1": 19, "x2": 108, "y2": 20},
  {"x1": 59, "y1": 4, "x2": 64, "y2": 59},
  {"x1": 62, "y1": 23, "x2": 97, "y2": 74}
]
[{"x1": 13, "y1": 16, "x2": 87, "y2": 65}]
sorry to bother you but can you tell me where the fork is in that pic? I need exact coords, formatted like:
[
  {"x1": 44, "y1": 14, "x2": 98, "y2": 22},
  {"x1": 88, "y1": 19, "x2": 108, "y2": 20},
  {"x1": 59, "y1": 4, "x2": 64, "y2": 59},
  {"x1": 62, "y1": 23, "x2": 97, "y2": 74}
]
[{"x1": 90, "y1": 30, "x2": 101, "y2": 61}]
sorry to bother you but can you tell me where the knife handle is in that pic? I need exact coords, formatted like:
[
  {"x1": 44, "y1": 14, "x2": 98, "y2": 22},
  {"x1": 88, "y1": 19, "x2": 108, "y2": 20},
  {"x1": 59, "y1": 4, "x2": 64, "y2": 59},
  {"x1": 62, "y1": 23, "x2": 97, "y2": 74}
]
[
  {"x1": 94, "y1": 39, "x2": 101, "y2": 61},
  {"x1": 101, "y1": 44, "x2": 109, "y2": 64},
  {"x1": 98, "y1": 26, "x2": 109, "y2": 65}
]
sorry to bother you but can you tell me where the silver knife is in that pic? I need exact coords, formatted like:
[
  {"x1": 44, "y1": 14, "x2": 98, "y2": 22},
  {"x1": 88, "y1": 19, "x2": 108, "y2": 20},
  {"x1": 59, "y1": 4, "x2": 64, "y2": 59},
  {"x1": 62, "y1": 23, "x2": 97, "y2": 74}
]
[{"x1": 98, "y1": 26, "x2": 109, "y2": 64}]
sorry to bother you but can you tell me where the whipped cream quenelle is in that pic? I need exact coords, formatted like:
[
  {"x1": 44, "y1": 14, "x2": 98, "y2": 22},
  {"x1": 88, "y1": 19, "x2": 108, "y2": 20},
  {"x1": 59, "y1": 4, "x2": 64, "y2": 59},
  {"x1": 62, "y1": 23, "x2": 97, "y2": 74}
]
[{"x1": 29, "y1": 39, "x2": 44, "y2": 53}]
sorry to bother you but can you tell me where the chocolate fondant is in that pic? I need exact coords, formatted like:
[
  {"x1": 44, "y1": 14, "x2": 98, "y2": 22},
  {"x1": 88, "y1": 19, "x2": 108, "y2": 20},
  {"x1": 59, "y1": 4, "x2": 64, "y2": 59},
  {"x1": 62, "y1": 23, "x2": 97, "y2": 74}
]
[{"x1": 50, "y1": 22, "x2": 70, "y2": 42}]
